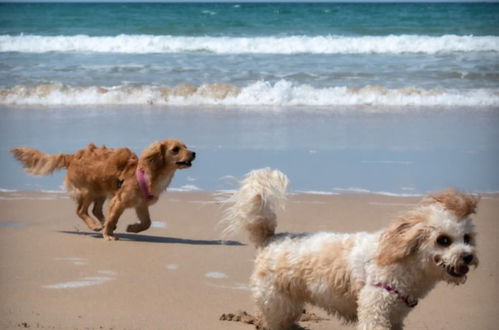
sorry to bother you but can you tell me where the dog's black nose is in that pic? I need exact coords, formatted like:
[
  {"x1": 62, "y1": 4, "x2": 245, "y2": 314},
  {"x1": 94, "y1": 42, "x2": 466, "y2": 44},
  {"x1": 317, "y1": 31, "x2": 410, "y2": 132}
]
[
  {"x1": 461, "y1": 253, "x2": 474, "y2": 264},
  {"x1": 191, "y1": 152, "x2": 196, "y2": 159}
]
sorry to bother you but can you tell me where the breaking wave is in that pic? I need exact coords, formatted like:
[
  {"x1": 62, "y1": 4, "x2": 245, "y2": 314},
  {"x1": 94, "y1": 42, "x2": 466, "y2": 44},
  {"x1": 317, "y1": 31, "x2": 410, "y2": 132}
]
[
  {"x1": 1, "y1": 34, "x2": 498, "y2": 54},
  {"x1": 1, "y1": 81, "x2": 498, "y2": 108}
]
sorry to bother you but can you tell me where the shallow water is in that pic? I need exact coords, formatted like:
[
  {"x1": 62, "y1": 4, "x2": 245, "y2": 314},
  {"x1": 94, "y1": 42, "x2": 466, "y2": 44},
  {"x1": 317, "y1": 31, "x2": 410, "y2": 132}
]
[{"x1": 1, "y1": 106, "x2": 498, "y2": 195}]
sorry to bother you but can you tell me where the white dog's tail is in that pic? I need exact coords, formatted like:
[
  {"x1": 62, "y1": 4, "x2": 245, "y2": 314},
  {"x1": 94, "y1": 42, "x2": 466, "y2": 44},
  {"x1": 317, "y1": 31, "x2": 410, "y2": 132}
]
[{"x1": 221, "y1": 168, "x2": 289, "y2": 248}]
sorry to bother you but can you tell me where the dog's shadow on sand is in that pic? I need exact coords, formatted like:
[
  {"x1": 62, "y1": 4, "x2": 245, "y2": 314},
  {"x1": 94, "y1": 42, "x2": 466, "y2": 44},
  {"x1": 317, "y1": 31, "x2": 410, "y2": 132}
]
[{"x1": 59, "y1": 231, "x2": 244, "y2": 246}]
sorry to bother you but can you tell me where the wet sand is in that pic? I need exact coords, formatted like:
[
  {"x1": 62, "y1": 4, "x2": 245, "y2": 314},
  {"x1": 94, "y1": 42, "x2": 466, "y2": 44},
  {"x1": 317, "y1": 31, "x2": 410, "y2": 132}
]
[{"x1": 1, "y1": 191, "x2": 498, "y2": 329}]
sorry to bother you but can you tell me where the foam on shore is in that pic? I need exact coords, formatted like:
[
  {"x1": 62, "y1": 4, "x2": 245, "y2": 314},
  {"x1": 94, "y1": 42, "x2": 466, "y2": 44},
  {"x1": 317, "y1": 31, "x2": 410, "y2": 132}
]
[{"x1": 1, "y1": 81, "x2": 498, "y2": 108}]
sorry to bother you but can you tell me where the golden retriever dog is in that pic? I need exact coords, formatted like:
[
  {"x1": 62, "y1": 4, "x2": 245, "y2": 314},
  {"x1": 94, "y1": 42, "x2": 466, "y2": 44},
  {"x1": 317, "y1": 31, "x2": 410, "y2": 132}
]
[
  {"x1": 222, "y1": 168, "x2": 479, "y2": 330},
  {"x1": 11, "y1": 139, "x2": 195, "y2": 241}
]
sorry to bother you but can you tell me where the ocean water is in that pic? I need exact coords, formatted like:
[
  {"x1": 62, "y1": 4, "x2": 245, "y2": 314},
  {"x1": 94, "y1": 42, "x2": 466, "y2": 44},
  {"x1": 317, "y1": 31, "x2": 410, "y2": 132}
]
[
  {"x1": 1, "y1": 2, "x2": 499, "y2": 107},
  {"x1": 0, "y1": 3, "x2": 498, "y2": 195}
]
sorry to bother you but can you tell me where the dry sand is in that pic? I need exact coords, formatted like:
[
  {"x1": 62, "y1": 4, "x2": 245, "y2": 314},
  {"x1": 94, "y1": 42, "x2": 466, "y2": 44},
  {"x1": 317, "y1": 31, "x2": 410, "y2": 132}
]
[{"x1": 0, "y1": 191, "x2": 498, "y2": 330}]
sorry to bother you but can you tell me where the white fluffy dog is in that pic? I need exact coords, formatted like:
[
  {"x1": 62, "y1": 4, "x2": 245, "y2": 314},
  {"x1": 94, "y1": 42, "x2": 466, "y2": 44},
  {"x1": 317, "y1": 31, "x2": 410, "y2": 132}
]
[{"x1": 222, "y1": 168, "x2": 479, "y2": 330}]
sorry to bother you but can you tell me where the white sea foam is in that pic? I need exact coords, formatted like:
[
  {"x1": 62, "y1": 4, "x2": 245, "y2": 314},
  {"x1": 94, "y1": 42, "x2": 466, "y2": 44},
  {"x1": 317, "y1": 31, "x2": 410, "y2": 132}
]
[
  {"x1": 97, "y1": 270, "x2": 117, "y2": 276},
  {"x1": 0, "y1": 188, "x2": 69, "y2": 201},
  {"x1": 368, "y1": 202, "x2": 418, "y2": 206},
  {"x1": 166, "y1": 264, "x2": 178, "y2": 270},
  {"x1": 39, "y1": 189, "x2": 67, "y2": 194},
  {"x1": 54, "y1": 257, "x2": 88, "y2": 266},
  {"x1": 170, "y1": 184, "x2": 202, "y2": 192},
  {"x1": 207, "y1": 283, "x2": 250, "y2": 291},
  {"x1": 151, "y1": 221, "x2": 167, "y2": 228},
  {"x1": 43, "y1": 276, "x2": 113, "y2": 289},
  {"x1": 0, "y1": 188, "x2": 18, "y2": 194},
  {"x1": 333, "y1": 187, "x2": 422, "y2": 197},
  {"x1": 295, "y1": 190, "x2": 339, "y2": 196},
  {"x1": 205, "y1": 272, "x2": 228, "y2": 279},
  {"x1": 1, "y1": 81, "x2": 498, "y2": 108},
  {"x1": 1, "y1": 34, "x2": 498, "y2": 54}
]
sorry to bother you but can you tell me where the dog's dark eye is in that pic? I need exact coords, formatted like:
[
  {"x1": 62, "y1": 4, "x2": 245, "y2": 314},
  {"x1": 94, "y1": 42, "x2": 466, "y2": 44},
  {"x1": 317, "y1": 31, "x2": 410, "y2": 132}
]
[
  {"x1": 436, "y1": 235, "x2": 452, "y2": 247},
  {"x1": 463, "y1": 234, "x2": 472, "y2": 244},
  {"x1": 171, "y1": 146, "x2": 180, "y2": 154}
]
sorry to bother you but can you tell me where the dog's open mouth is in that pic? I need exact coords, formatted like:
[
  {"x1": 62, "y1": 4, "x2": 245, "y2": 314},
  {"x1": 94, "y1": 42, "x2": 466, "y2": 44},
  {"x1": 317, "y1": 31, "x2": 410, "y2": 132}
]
[
  {"x1": 176, "y1": 160, "x2": 192, "y2": 167},
  {"x1": 444, "y1": 264, "x2": 469, "y2": 278},
  {"x1": 435, "y1": 255, "x2": 471, "y2": 279}
]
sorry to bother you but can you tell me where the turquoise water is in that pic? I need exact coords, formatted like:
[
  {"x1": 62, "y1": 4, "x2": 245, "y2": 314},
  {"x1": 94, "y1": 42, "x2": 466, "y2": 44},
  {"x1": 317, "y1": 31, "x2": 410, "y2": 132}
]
[{"x1": 1, "y1": 3, "x2": 498, "y2": 36}]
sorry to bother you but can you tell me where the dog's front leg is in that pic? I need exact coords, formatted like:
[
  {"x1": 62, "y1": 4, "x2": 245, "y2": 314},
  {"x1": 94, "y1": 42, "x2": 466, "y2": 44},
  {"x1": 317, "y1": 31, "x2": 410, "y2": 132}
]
[
  {"x1": 126, "y1": 204, "x2": 151, "y2": 233},
  {"x1": 102, "y1": 197, "x2": 125, "y2": 241},
  {"x1": 357, "y1": 286, "x2": 395, "y2": 330}
]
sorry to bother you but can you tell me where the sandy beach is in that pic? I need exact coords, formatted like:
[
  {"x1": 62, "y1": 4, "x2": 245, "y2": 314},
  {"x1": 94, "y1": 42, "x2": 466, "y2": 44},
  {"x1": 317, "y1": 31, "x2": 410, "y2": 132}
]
[
  {"x1": 0, "y1": 191, "x2": 497, "y2": 330},
  {"x1": 2, "y1": 2, "x2": 498, "y2": 329}
]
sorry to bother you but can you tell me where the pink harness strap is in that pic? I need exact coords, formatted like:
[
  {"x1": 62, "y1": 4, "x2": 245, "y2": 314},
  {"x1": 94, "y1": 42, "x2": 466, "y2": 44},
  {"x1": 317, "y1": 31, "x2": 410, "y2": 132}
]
[
  {"x1": 373, "y1": 282, "x2": 418, "y2": 308},
  {"x1": 136, "y1": 167, "x2": 154, "y2": 202}
]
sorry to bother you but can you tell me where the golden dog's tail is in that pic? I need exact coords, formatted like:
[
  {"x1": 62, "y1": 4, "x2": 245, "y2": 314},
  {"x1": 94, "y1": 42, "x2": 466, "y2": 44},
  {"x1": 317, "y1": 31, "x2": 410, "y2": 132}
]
[
  {"x1": 11, "y1": 147, "x2": 72, "y2": 176},
  {"x1": 221, "y1": 168, "x2": 289, "y2": 248}
]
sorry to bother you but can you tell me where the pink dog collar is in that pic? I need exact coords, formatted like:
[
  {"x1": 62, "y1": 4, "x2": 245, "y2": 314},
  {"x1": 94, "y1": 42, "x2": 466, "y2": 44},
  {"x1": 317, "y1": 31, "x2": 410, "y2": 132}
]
[
  {"x1": 373, "y1": 282, "x2": 418, "y2": 308},
  {"x1": 136, "y1": 167, "x2": 154, "y2": 202}
]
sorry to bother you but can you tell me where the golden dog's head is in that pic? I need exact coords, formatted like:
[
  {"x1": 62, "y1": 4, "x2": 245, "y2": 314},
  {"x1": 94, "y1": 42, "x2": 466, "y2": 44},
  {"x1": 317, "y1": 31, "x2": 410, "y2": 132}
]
[
  {"x1": 376, "y1": 189, "x2": 479, "y2": 285},
  {"x1": 140, "y1": 139, "x2": 196, "y2": 171}
]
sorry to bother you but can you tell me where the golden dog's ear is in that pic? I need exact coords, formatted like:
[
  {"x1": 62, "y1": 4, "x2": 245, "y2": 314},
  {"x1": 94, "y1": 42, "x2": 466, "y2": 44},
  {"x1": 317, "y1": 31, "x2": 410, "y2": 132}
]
[
  {"x1": 140, "y1": 141, "x2": 167, "y2": 169},
  {"x1": 157, "y1": 141, "x2": 167, "y2": 160},
  {"x1": 376, "y1": 214, "x2": 429, "y2": 266},
  {"x1": 424, "y1": 189, "x2": 479, "y2": 219}
]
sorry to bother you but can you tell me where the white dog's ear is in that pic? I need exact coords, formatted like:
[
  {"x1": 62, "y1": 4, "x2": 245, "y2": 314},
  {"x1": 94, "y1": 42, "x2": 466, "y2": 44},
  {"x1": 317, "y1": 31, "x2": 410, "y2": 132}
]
[
  {"x1": 424, "y1": 189, "x2": 479, "y2": 219},
  {"x1": 376, "y1": 214, "x2": 429, "y2": 266}
]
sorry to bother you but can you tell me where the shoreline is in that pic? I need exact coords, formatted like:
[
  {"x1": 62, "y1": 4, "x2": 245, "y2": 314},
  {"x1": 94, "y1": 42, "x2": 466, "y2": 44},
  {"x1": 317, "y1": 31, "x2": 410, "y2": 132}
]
[
  {"x1": 2, "y1": 189, "x2": 498, "y2": 199},
  {"x1": 1, "y1": 190, "x2": 498, "y2": 329}
]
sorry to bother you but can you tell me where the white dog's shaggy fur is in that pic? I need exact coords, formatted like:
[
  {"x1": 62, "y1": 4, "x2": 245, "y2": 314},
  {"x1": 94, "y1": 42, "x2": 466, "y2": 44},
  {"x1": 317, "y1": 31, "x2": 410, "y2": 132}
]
[{"x1": 222, "y1": 168, "x2": 479, "y2": 330}]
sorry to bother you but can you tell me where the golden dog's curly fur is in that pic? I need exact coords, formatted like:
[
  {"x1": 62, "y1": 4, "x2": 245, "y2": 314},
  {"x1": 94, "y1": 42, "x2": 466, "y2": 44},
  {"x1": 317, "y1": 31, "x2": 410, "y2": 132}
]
[{"x1": 11, "y1": 139, "x2": 195, "y2": 240}]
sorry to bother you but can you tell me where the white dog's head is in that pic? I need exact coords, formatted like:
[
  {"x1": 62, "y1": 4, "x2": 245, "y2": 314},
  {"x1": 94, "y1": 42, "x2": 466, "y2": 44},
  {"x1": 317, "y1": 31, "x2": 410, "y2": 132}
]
[{"x1": 376, "y1": 189, "x2": 479, "y2": 285}]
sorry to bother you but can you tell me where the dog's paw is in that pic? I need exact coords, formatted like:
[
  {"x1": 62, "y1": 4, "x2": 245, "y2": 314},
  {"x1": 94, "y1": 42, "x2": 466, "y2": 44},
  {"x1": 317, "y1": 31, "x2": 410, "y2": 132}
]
[
  {"x1": 126, "y1": 223, "x2": 144, "y2": 233},
  {"x1": 103, "y1": 234, "x2": 119, "y2": 241},
  {"x1": 90, "y1": 224, "x2": 103, "y2": 232}
]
